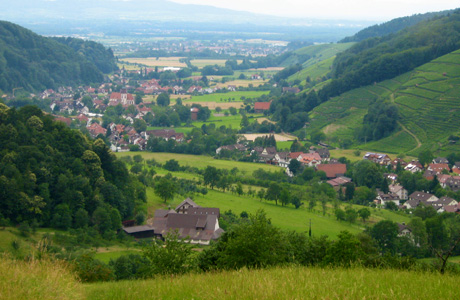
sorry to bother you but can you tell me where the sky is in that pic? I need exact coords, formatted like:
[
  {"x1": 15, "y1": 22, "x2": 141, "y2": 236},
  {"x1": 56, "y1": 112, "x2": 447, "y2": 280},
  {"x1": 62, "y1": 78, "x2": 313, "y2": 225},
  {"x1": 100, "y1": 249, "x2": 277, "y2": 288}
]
[{"x1": 171, "y1": 0, "x2": 459, "y2": 21}]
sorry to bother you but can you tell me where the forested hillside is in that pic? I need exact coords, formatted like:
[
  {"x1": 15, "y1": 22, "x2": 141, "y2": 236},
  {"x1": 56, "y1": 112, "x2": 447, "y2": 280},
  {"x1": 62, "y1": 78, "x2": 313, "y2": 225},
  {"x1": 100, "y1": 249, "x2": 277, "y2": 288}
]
[
  {"x1": 0, "y1": 104, "x2": 145, "y2": 234},
  {"x1": 306, "y1": 49, "x2": 460, "y2": 155},
  {"x1": 339, "y1": 10, "x2": 451, "y2": 43},
  {"x1": 52, "y1": 37, "x2": 118, "y2": 74},
  {"x1": 0, "y1": 21, "x2": 115, "y2": 92},
  {"x1": 318, "y1": 9, "x2": 460, "y2": 102}
]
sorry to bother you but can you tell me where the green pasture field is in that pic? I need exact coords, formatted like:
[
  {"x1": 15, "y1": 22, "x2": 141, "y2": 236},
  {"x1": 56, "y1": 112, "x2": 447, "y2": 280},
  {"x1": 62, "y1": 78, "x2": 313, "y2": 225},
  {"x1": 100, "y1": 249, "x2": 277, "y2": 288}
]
[
  {"x1": 190, "y1": 59, "x2": 240, "y2": 68},
  {"x1": 276, "y1": 141, "x2": 295, "y2": 151},
  {"x1": 146, "y1": 126, "x2": 193, "y2": 134},
  {"x1": 192, "y1": 113, "x2": 262, "y2": 130},
  {"x1": 85, "y1": 266, "x2": 458, "y2": 300},
  {"x1": 193, "y1": 114, "x2": 243, "y2": 129},
  {"x1": 183, "y1": 91, "x2": 268, "y2": 103},
  {"x1": 174, "y1": 189, "x2": 362, "y2": 237},
  {"x1": 114, "y1": 152, "x2": 280, "y2": 174}
]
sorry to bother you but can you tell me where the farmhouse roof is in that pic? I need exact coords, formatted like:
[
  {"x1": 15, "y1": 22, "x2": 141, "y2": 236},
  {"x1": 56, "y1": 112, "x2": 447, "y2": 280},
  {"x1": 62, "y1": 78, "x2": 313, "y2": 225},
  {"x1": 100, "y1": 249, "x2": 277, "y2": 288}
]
[
  {"x1": 122, "y1": 225, "x2": 154, "y2": 234},
  {"x1": 254, "y1": 102, "x2": 271, "y2": 111},
  {"x1": 409, "y1": 191, "x2": 438, "y2": 202},
  {"x1": 317, "y1": 164, "x2": 347, "y2": 178},
  {"x1": 175, "y1": 198, "x2": 199, "y2": 211}
]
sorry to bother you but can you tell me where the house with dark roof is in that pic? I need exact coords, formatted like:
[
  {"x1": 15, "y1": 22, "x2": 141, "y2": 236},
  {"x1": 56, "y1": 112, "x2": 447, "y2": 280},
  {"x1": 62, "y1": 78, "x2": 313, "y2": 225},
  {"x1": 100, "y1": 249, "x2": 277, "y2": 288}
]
[
  {"x1": 152, "y1": 198, "x2": 223, "y2": 245},
  {"x1": 433, "y1": 157, "x2": 449, "y2": 164},
  {"x1": 316, "y1": 148, "x2": 330, "y2": 161},
  {"x1": 363, "y1": 152, "x2": 391, "y2": 165},
  {"x1": 375, "y1": 192, "x2": 400, "y2": 206},
  {"x1": 122, "y1": 225, "x2": 155, "y2": 239},
  {"x1": 327, "y1": 176, "x2": 352, "y2": 189},
  {"x1": 404, "y1": 191, "x2": 439, "y2": 209},
  {"x1": 389, "y1": 184, "x2": 408, "y2": 200},
  {"x1": 397, "y1": 223, "x2": 412, "y2": 238}
]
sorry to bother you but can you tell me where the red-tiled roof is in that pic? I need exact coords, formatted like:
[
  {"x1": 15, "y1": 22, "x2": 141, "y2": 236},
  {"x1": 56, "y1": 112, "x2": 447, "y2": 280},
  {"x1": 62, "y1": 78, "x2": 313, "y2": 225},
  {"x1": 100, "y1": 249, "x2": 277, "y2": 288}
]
[
  {"x1": 316, "y1": 164, "x2": 347, "y2": 178},
  {"x1": 254, "y1": 102, "x2": 271, "y2": 110}
]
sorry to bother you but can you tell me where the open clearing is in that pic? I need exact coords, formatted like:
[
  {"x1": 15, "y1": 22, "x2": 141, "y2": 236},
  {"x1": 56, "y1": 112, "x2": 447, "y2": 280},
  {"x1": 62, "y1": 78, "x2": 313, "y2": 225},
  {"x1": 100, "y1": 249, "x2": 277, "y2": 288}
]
[
  {"x1": 190, "y1": 59, "x2": 241, "y2": 67},
  {"x1": 213, "y1": 79, "x2": 268, "y2": 88},
  {"x1": 119, "y1": 57, "x2": 187, "y2": 67},
  {"x1": 243, "y1": 133, "x2": 297, "y2": 142}
]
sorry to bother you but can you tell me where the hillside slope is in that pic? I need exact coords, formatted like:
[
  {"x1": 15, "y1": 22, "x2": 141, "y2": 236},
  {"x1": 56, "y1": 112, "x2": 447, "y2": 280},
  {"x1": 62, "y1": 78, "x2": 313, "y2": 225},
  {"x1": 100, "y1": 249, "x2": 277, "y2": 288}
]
[
  {"x1": 340, "y1": 10, "x2": 452, "y2": 43},
  {"x1": 286, "y1": 43, "x2": 354, "y2": 86},
  {"x1": 0, "y1": 21, "x2": 115, "y2": 92},
  {"x1": 308, "y1": 49, "x2": 460, "y2": 155},
  {"x1": 318, "y1": 9, "x2": 460, "y2": 102}
]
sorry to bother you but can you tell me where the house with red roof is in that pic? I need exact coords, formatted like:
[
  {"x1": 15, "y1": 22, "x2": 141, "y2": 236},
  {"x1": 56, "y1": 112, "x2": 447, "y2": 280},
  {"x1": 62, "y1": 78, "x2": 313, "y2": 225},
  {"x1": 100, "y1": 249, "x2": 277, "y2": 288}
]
[
  {"x1": 254, "y1": 101, "x2": 271, "y2": 113},
  {"x1": 87, "y1": 122, "x2": 107, "y2": 138},
  {"x1": 316, "y1": 164, "x2": 347, "y2": 179},
  {"x1": 109, "y1": 91, "x2": 135, "y2": 106}
]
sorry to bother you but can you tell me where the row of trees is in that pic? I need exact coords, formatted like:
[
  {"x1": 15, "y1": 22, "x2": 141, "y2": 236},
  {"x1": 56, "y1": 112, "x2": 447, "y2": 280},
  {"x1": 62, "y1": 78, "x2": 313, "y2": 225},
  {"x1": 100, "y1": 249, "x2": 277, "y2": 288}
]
[{"x1": 71, "y1": 210, "x2": 460, "y2": 282}]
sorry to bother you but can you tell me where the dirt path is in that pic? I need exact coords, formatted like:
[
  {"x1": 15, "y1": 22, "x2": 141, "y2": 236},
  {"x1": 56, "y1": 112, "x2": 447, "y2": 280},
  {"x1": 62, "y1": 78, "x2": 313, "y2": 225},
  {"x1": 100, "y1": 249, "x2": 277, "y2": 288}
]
[
  {"x1": 398, "y1": 121, "x2": 422, "y2": 151},
  {"x1": 389, "y1": 93, "x2": 422, "y2": 151}
]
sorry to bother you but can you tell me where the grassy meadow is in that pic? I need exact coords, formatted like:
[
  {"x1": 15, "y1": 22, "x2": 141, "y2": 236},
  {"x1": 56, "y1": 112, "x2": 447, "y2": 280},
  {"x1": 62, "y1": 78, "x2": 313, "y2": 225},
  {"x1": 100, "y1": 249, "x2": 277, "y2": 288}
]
[
  {"x1": 86, "y1": 266, "x2": 459, "y2": 300},
  {"x1": 3, "y1": 255, "x2": 459, "y2": 300},
  {"x1": 115, "y1": 151, "x2": 410, "y2": 238},
  {"x1": 115, "y1": 152, "x2": 279, "y2": 174},
  {"x1": 183, "y1": 90, "x2": 268, "y2": 103}
]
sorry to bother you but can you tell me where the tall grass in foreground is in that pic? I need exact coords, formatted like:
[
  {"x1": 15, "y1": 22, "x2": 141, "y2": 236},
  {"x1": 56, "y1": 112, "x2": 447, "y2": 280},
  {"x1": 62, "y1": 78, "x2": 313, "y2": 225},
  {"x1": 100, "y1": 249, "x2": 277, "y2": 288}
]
[
  {"x1": 86, "y1": 266, "x2": 459, "y2": 300},
  {"x1": 0, "y1": 256, "x2": 83, "y2": 300}
]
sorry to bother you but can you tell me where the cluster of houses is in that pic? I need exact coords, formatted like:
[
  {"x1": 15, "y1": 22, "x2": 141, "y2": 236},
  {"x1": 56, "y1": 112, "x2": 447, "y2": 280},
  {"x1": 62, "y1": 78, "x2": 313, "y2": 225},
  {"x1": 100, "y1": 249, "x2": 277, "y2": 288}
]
[
  {"x1": 122, "y1": 198, "x2": 223, "y2": 245},
  {"x1": 363, "y1": 153, "x2": 460, "y2": 213}
]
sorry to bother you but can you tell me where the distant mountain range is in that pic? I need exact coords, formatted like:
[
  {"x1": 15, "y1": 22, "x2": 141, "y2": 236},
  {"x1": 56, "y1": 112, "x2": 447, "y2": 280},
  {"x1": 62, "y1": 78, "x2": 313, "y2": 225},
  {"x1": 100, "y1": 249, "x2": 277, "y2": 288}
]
[{"x1": 0, "y1": 0, "x2": 374, "y2": 39}]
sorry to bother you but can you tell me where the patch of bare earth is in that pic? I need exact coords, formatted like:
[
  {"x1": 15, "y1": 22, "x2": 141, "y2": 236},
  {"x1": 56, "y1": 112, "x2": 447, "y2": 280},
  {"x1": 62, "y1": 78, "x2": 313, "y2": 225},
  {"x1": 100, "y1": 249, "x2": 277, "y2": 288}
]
[{"x1": 323, "y1": 124, "x2": 346, "y2": 134}]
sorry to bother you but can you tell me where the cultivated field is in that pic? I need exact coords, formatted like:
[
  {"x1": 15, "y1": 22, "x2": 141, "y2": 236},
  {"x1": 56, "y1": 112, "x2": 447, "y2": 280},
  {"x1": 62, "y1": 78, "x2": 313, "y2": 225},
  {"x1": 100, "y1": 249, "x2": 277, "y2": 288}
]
[
  {"x1": 213, "y1": 79, "x2": 268, "y2": 88},
  {"x1": 308, "y1": 49, "x2": 460, "y2": 155},
  {"x1": 190, "y1": 59, "x2": 240, "y2": 68},
  {"x1": 242, "y1": 133, "x2": 297, "y2": 142},
  {"x1": 119, "y1": 57, "x2": 187, "y2": 68}
]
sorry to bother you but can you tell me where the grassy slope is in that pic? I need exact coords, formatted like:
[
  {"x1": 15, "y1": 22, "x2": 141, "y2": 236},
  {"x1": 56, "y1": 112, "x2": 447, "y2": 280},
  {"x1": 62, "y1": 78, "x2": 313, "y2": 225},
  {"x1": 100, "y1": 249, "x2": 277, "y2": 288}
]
[
  {"x1": 3, "y1": 256, "x2": 458, "y2": 300},
  {"x1": 308, "y1": 49, "x2": 460, "y2": 155},
  {"x1": 287, "y1": 43, "x2": 355, "y2": 85},
  {"x1": 115, "y1": 152, "x2": 280, "y2": 174},
  {"x1": 115, "y1": 152, "x2": 410, "y2": 238},
  {"x1": 86, "y1": 266, "x2": 458, "y2": 300}
]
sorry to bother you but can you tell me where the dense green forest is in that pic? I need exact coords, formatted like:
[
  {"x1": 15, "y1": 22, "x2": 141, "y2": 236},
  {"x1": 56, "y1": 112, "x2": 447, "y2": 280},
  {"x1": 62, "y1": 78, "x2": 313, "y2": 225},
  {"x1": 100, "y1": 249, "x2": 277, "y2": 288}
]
[
  {"x1": 340, "y1": 10, "x2": 451, "y2": 43},
  {"x1": 318, "y1": 9, "x2": 460, "y2": 102},
  {"x1": 52, "y1": 37, "x2": 118, "y2": 74},
  {"x1": 0, "y1": 21, "x2": 115, "y2": 92},
  {"x1": 0, "y1": 103, "x2": 146, "y2": 236}
]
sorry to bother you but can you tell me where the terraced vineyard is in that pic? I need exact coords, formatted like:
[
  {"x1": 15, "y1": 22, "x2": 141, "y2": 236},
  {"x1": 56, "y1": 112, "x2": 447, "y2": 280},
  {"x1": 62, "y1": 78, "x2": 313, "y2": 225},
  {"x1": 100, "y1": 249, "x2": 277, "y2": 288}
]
[
  {"x1": 308, "y1": 49, "x2": 460, "y2": 155},
  {"x1": 287, "y1": 43, "x2": 354, "y2": 86}
]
